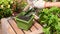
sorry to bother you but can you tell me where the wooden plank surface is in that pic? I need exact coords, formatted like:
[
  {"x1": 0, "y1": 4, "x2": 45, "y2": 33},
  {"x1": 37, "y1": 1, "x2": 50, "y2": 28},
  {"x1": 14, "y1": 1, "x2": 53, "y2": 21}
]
[
  {"x1": 8, "y1": 18, "x2": 24, "y2": 34},
  {"x1": 1, "y1": 18, "x2": 43, "y2": 34},
  {"x1": 1, "y1": 18, "x2": 16, "y2": 34}
]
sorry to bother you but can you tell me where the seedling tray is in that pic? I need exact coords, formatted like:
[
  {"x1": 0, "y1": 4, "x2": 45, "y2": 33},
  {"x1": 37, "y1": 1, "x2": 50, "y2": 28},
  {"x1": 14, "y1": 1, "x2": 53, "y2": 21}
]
[{"x1": 15, "y1": 12, "x2": 34, "y2": 30}]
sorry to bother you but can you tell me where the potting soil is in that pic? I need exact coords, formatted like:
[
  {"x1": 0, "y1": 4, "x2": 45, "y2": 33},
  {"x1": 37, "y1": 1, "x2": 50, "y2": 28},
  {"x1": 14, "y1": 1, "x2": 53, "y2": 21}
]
[{"x1": 18, "y1": 15, "x2": 31, "y2": 21}]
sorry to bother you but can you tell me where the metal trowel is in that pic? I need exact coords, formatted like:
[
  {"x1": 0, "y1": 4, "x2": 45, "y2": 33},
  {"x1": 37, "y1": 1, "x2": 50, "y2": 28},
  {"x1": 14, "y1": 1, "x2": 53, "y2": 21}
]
[
  {"x1": 23, "y1": 0, "x2": 38, "y2": 11},
  {"x1": 23, "y1": 0, "x2": 39, "y2": 20}
]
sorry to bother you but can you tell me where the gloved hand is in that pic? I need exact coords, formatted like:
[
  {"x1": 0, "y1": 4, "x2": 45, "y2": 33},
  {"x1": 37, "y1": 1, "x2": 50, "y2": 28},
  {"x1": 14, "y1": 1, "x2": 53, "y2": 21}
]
[{"x1": 27, "y1": 0, "x2": 45, "y2": 8}]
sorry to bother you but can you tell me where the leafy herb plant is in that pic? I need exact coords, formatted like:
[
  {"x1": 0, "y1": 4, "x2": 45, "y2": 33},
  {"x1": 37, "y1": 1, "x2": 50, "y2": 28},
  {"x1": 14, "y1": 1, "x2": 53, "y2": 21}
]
[{"x1": 39, "y1": 7, "x2": 60, "y2": 34}]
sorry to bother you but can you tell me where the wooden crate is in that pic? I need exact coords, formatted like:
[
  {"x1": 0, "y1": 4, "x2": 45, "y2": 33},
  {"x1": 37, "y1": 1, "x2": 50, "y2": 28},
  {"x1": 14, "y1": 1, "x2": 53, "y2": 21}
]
[{"x1": 1, "y1": 17, "x2": 43, "y2": 34}]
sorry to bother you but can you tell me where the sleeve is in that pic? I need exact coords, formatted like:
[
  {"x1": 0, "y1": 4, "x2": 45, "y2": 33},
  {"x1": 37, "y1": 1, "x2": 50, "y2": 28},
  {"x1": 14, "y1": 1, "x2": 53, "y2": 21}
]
[{"x1": 33, "y1": 1, "x2": 45, "y2": 8}]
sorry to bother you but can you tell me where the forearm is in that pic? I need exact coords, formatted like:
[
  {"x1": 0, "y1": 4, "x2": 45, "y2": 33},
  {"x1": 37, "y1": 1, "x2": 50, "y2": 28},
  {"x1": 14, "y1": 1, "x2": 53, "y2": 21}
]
[{"x1": 45, "y1": 2, "x2": 60, "y2": 7}]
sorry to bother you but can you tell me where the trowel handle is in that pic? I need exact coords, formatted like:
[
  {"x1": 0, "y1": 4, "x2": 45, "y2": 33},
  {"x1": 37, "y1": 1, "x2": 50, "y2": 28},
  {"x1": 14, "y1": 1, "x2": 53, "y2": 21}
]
[
  {"x1": 33, "y1": 14, "x2": 39, "y2": 20},
  {"x1": 23, "y1": 4, "x2": 31, "y2": 11}
]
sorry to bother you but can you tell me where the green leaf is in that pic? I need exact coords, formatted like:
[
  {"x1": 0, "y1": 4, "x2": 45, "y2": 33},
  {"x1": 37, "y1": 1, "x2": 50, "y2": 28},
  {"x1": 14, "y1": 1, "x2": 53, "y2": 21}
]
[
  {"x1": 39, "y1": 7, "x2": 60, "y2": 34},
  {"x1": 43, "y1": 27, "x2": 50, "y2": 34}
]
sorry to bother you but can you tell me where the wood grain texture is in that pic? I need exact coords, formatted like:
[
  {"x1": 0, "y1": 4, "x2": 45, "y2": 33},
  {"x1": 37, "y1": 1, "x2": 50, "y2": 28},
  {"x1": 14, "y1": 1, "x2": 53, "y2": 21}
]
[
  {"x1": 1, "y1": 18, "x2": 43, "y2": 34},
  {"x1": 8, "y1": 19, "x2": 24, "y2": 34},
  {"x1": 1, "y1": 18, "x2": 16, "y2": 34}
]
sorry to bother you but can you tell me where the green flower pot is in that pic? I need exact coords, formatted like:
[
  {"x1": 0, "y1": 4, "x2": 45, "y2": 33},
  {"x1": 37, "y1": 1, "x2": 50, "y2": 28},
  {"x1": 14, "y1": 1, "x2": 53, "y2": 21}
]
[{"x1": 15, "y1": 12, "x2": 34, "y2": 30}]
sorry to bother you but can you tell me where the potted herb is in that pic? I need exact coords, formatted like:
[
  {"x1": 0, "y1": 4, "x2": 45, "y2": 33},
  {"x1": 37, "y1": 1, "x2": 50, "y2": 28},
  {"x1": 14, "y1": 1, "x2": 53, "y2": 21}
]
[{"x1": 15, "y1": 10, "x2": 34, "y2": 30}]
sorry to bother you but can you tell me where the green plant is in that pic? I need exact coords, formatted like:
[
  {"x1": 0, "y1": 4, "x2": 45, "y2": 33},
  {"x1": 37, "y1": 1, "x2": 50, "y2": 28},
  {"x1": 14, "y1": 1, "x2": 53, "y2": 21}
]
[
  {"x1": 0, "y1": 0, "x2": 13, "y2": 19},
  {"x1": 39, "y1": 7, "x2": 60, "y2": 34},
  {"x1": 15, "y1": 0, "x2": 27, "y2": 12},
  {"x1": 0, "y1": 0, "x2": 13, "y2": 8}
]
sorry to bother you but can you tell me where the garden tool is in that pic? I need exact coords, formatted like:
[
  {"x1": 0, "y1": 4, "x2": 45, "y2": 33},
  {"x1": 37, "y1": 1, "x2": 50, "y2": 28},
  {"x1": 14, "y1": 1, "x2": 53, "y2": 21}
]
[
  {"x1": 23, "y1": 0, "x2": 45, "y2": 11},
  {"x1": 23, "y1": 0, "x2": 39, "y2": 20},
  {"x1": 23, "y1": 0, "x2": 35, "y2": 15},
  {"x1": 23, "y1": 0, "x2": 38, "y2": 11}
]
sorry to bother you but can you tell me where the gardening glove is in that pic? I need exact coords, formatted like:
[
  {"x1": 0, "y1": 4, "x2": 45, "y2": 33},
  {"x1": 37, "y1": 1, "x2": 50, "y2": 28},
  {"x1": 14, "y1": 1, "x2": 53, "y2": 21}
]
[{"x1": 27, "y1": 0, "x2": 45, "y2": 8}]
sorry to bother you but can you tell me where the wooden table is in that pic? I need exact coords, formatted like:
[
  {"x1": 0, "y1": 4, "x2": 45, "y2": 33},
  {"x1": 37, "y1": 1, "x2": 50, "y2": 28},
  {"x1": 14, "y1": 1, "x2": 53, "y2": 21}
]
[{"x1": 1, "y1": 17, "x2": 43, "y2": 34}]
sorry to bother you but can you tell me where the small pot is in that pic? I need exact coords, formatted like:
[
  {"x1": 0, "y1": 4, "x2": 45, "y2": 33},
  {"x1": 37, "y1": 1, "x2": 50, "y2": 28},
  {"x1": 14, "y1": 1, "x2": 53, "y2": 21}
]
[{"x1": 15, "y1": 12, "x2": 34, "y2": 30}]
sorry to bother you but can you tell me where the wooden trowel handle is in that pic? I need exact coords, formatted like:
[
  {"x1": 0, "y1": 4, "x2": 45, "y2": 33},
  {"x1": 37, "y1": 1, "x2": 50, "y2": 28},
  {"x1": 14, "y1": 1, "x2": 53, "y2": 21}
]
[{"x1": 23, "y1": 4, "x2": 31, "y2": 11}]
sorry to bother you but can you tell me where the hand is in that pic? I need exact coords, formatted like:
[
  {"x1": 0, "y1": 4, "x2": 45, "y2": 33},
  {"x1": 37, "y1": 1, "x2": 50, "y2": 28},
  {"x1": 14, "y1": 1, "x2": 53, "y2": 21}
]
[{"x1": 27, "y1": 0, "x2": 45, "y2": 8}]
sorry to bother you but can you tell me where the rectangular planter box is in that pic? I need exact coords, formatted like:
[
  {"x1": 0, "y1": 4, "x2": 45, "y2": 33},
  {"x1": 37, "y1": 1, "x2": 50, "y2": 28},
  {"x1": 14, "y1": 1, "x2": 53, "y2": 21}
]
[{"x1": 15, "y1": 12, "x2": 34, "y2": 30}]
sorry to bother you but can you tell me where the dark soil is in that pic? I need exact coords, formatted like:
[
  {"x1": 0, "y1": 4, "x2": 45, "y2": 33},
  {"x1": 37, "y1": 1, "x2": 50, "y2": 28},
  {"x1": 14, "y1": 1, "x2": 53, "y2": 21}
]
[{"x1": 18, "y1": 15, "x2": 31, "y2": 21}]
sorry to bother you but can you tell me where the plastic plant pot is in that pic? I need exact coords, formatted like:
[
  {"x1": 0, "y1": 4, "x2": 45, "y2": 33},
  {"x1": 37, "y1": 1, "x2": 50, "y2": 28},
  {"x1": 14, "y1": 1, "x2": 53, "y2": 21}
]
[{"x1": 15, "y1": 12, "x2": 34, "y2": 30}]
